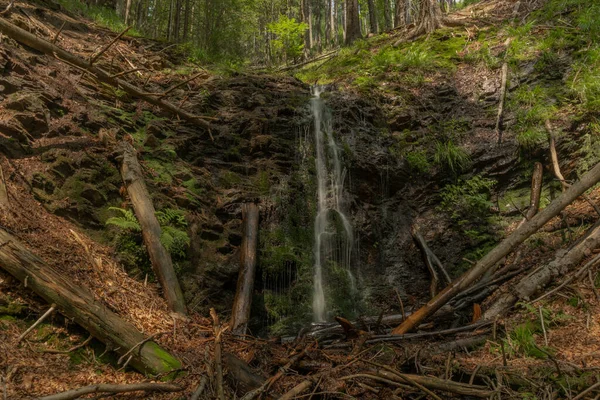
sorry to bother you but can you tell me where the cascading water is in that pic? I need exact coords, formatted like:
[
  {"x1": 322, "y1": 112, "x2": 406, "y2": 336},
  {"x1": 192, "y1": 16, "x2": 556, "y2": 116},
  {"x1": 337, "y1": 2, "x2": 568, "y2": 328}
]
[{"x1": 311, "y1": 86, "x2": 355, "y2": 322}]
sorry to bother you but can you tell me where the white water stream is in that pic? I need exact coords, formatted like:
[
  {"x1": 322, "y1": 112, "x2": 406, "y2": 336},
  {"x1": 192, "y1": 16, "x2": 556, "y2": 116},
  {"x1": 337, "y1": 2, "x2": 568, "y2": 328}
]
[{"x1": 311, "y1": 86, "x2": 355, "y2": 322}]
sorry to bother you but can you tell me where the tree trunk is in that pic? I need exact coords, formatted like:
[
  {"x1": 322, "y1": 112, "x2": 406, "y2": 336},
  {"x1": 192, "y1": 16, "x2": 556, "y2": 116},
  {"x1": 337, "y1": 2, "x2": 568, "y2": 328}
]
[
  {"x1": 394, "y1": 0, "x2": 406, "y2": 27},
  {"x1": 416, "y1": 0, "x2": 442, "y2": 34},
  {"x1": 0, "y1": 229, "x2": 181, "y2": 376},
  {"x1": 118, "y1": 141, "x2": 187, "y2": 316},
  {"x1": 367, "y1": 0, "x2": 378, "y2": 34},
  {"x1": 182, "y1": 0, "x2": 190, "y2": 41},
  {"x1": 484, "y1": 222, "x2": 600, "y2": 319},
  {"x1": 308, "y1": 0, "x2": 314, "y2": 50},
  {"x1": 383, "y1": 0, "x2": 392, "y2": 30},
  {"x1": 345, "y1": 0, "x2": 361, "y2": 44},
  {"x1": 230, "y1": 203, "x2": 259, "y2": 335},
  {"x1": 331, "y1": 0, "x2": 337, "y2": 45},
  {"x1": 124, "y1": 0, "x2": 132, "y2": 24},
  {"x1": 392, "y1": 161, "x2": 600, "y2": 334}
]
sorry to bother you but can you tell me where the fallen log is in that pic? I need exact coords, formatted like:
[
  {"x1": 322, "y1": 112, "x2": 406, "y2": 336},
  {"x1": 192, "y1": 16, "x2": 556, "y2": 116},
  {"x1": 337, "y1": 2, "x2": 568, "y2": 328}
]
[
  {"x1": 377, "y1": 370, "x2": 493, "y2": 398},
  {"x1": 223, "y1": 353, "x2": 266, "y2": 394},
  {"x1": 118, "y1": 141, "x2": 187, "y2": 315},
  {"x1": 0, "y1": 228, "x2": 182, "y2": 375},
  {"x1": 230, "y1": 203, "x2": 259, "y2": 335},
  {"x1": 392, "y1": 161, "x2": 600, "y2": 334},
  {"x1": 484, "y1": 221, "x2": 600, "y2": 319},
  {"x1": 0, "y1": 16, "x2": 211, "y2": 130},
  {"x1": 39, "y1": 382, "x2": 183, "y2": 400}
]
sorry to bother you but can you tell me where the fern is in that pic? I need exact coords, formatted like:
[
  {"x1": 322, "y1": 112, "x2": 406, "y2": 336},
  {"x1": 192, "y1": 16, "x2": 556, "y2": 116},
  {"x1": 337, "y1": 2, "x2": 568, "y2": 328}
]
[
  {"x1": 155, "y1": 208, "x2": 188, "y2": 228},
  {"x1": 105, "y1": 207, "x2": 141, "y2": 231},
  {"x1": 160, "y1": 226, "x2": 190, "y2": 258},
  {"x1": 107, "y1": 207, "x2": 190, "y2": 260}
]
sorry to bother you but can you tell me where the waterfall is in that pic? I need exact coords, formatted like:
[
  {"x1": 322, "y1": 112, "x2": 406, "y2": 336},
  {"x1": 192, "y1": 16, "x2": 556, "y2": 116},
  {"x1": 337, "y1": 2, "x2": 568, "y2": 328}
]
[{"x1": 311, "y1": 86, "x2": 355, "y2": 323}]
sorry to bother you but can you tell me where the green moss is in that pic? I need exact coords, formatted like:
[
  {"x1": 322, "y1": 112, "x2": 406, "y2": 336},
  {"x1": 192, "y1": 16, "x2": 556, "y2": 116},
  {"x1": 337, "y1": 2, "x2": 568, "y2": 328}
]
[
  {"x1": 144, "y1": 159, "x2": 173, "y2": 185},
  {"x1": 144, "y1": 341, "x2": 183, "y2": 378},
  {"x1": 404, "y1": 150, "x2": 430, "y2": 174},
  {"x1": 219, "y1": 170, "x2": 242, "y2": 188}
]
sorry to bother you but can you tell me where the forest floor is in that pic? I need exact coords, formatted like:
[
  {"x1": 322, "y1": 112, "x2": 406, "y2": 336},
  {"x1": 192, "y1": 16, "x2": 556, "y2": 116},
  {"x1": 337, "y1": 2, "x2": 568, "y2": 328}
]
[{"x1": 1, "y1": 0, "x2": 600, "y2": 399}]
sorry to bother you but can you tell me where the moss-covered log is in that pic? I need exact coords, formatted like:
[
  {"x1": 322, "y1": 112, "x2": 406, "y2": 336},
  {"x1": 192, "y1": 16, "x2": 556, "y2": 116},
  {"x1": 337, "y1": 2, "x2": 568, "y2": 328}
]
[
  {"x1": 118, "y1": 141, "x2": 187, "y2": 316},
  {"x1": 0, "y1": 228, "x2": 182, "y2": 376}
]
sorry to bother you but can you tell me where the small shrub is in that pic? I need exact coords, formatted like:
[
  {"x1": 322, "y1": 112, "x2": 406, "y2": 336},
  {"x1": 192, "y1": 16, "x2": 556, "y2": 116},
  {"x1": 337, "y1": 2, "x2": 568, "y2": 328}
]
[
  {"x1": 439, "y1": 175, "x2": 496, "y2": 221},
  {"x1": 434, "y1": 140, "x2": 471, "y2": 174},
  {"x1": 405, "y1": 150, "x2": 430, "y2": 173},
  {"x1": 106, "y1": 207, "x2": 190, "y2": 274},
  {"x1": 517, "y1": 127, "x2": 547, "y2": 150}
]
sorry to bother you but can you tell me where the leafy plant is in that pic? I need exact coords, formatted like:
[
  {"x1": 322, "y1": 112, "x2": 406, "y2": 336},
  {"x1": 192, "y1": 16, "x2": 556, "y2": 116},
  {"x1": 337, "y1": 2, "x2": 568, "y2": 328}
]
[
  {"x1": 106, "y1": 207, "x2": 190, "y2": 273},
  {"x1": 405, "y1": 150, "x2": 431, "y2": 173},
  {"x1": 105, "y1": 207, "x2": 141, "y2": 231},
  {"x1": 267, "y1": 15, "x2": 308, "y2": 64},
  {"x1": 434, "y1": 140, "x2": 471, "y2": 174},
  {"x1": 439, "y1": 175, "x2": 497, "y2": 221},
  {"x1": 517, "y1": 127, "x2": 547, "y2": 150}
]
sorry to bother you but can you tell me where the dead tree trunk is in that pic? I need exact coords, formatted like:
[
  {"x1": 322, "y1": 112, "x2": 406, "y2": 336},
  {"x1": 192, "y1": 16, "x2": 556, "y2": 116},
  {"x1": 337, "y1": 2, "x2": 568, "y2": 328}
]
[
  {"x1": 0, "y1": 228, "x2": 182, "y2": 376},
  {"x1": 392, "y1": 161, "x2": 600, "y2": 334},
  {"x1": 0, "y1": 162, "x2": 8, "y2": 210},
  {"x1": 484, "y1": 222, "x2": 600, "y2": 319},
  {"x1": 0, "y1": 17, "x2": 211, "y2": 130},
  {"x1": 230, "y1": 203, "x2": 259, "y2": 335},
  {"x1": 118, "y1": 141, "x2": 187, "y2": 316},
  {"x1": 412, "y1": 225, "x2": 452, "y2": 296},
  {"x1": 525, "y1": 162, "x2": 543, "y2": 221}
]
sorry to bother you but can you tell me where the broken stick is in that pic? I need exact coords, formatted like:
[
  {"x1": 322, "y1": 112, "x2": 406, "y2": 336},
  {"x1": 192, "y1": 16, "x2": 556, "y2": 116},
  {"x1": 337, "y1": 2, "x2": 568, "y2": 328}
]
[
  {"x1": 39, "y1": 382, "x2": 183, "y2": 400},
  {"x1": 17, "y1": 304, "x2": 56, "y2": 343}
]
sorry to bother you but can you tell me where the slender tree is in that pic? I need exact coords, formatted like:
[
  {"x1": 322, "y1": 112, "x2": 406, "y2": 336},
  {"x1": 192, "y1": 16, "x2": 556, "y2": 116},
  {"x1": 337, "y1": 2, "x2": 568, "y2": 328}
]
[
  {"x1": 383, "y1": 0, "x2": 392, "y2": 30},
  {"x1": 345, "y1": 0, "x2": 361, "y2": 44},
  {"x1": 367, "y1": 0, "x2": 378, "y2": 34}
]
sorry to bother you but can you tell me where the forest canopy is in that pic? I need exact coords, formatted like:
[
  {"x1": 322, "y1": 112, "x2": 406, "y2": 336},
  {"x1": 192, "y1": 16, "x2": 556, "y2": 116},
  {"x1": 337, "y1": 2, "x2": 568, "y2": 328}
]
[{"x1": 62, "y1": 0, "x2": 463, "y2": 64}]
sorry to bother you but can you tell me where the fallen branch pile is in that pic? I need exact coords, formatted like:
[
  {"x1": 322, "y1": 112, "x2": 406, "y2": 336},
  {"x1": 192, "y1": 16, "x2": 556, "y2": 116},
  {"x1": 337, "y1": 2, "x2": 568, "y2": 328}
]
[{"x1": 0, "y1": 16, "x2": 212, "y2": 130}]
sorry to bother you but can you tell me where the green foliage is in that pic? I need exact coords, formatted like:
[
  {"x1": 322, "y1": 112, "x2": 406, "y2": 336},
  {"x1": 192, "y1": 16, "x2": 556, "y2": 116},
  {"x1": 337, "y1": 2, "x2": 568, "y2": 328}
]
[
  {"x1": 105, "y1": 207, "x2": 141, "y2": 232},
  {"x1": 517, "y1": 127, "x2": 548, "y2": 150},
  {"x1": 404, "y1": 150, "x2": 430, "y2": 173},
  {"x1": 463, "y1": 43, "x2": 500, "y2": 69},
  {"x1": 492, "y1": 303, "x2": 570, "y2": 360},
  {"x1": 575, "y1": 120, "x2": 600, "y2": 176},
  {"x1": 433, "y1": 140, "x2": 471, "y2": 174},
  {"x1": 372, "y1": 44, "x2": 437, "y2": 73},
  {"x1": 267, "y1": 15, "x2": 308, "y2": 63},
  {"x1": 156, "y1": 209, "x2": 190, "y2": 259},
  {"x1": 55, "y1": 0, "x2": 140, "y2": 35},
  {"x1": 439, "y1": 175, "x2": 497, "y2": 221},
  {"x1": 106, "y1": 207, "x2": 190, "y2": 276}
]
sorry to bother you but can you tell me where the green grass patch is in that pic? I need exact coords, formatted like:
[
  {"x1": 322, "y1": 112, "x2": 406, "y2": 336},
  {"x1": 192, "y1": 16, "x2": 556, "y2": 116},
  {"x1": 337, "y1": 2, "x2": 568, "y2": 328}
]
[{"x1": 55, "y1": 0, "x2": 141, "y2": 35}]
